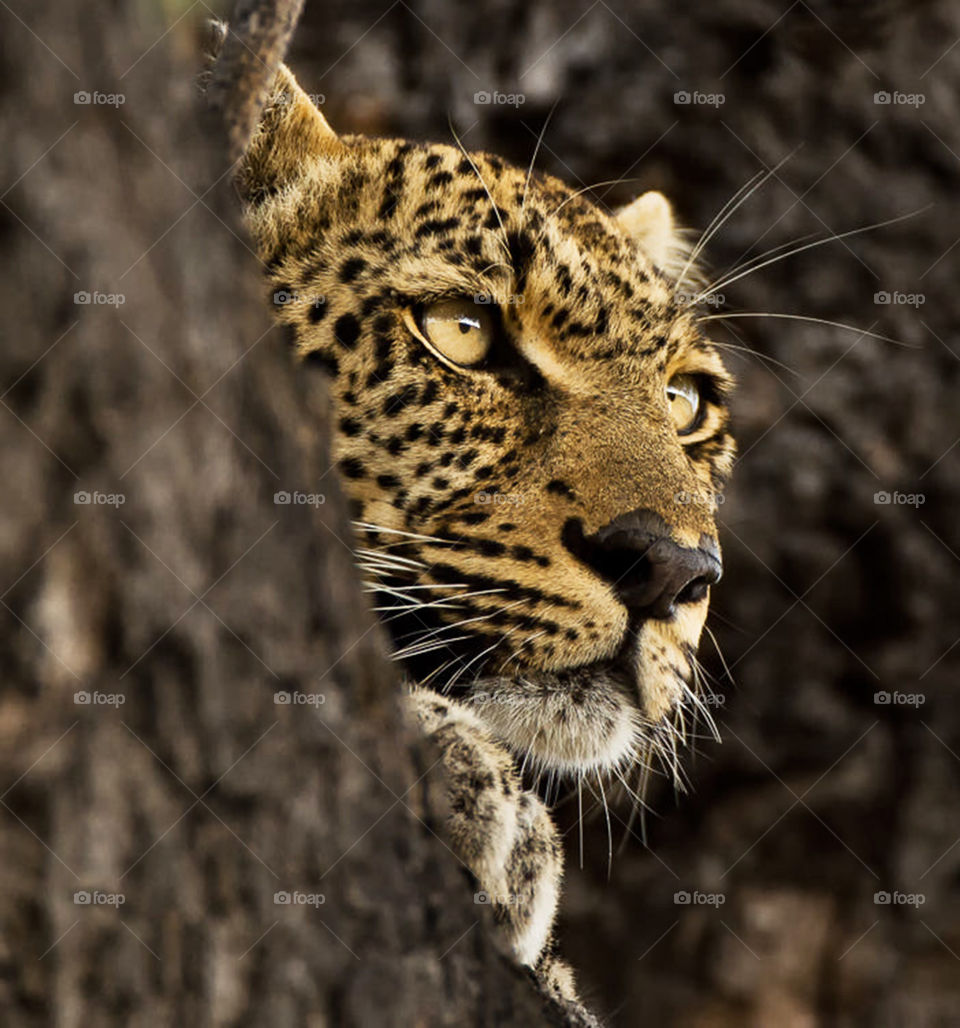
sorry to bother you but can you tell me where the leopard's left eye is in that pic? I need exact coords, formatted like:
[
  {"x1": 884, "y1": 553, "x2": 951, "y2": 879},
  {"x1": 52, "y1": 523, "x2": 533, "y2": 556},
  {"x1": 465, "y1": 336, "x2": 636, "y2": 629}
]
[
  {"x1": 413, "y1": 298, "x2": 495, "y2": 367},
  {"x1": 666, "y1": 373, "x2": 702, "y2": 435}
]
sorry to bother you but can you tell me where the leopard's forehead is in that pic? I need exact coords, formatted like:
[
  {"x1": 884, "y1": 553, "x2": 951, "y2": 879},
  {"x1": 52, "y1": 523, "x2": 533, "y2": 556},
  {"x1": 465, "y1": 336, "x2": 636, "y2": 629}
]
[{"x1": 257, "y1": 136, "x2": 720, "y2": 379}]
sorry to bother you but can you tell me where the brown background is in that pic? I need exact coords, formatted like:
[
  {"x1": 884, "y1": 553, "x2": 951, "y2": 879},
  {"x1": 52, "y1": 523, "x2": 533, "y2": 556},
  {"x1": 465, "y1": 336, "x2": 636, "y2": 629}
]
[{"x1": 2, "y1": 0, "x2": 958, "y2": 1025}]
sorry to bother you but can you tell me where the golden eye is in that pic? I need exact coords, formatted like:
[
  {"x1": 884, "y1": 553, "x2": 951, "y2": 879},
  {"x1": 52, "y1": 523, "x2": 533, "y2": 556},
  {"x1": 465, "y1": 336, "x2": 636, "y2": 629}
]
[
  {"x1": 413, "y1": 298, "x2": 495, "y2": 367},
  {"x1": 666, "y1": 373, "x2": 701, "y2": 435}
]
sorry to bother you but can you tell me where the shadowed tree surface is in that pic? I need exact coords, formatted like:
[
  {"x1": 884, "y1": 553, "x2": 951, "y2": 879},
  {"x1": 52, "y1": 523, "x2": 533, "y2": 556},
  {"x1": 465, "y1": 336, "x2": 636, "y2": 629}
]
[
  {"x1": 2, "y1": 0, "x2": 959, "y2": 1025},
  {"x1": 0, "y1": 2, "x2": 577, "y2": 1024}
]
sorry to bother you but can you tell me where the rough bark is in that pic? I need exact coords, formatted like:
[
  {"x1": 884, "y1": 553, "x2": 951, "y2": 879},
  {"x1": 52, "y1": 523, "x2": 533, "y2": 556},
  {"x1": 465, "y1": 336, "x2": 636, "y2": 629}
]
[{"x1": 0, "y1": 2, "x2": 562, "y2": 1024}]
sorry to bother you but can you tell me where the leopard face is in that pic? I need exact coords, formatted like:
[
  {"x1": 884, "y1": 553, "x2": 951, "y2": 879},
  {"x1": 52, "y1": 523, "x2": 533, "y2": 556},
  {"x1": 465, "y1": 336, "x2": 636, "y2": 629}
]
[{"x1": 241, "y1": 65, "x2": 734, "y2": 781}]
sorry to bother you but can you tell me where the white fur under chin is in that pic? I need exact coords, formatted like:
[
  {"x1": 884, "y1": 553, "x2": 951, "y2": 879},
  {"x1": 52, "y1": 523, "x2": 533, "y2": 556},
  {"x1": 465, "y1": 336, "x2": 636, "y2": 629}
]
[
  {"x1": 461, "y1": 668, "x2": 641, "y2": 777},
  {"x1": 460, "y1": 608, "x2": 707, "y2": 778}
]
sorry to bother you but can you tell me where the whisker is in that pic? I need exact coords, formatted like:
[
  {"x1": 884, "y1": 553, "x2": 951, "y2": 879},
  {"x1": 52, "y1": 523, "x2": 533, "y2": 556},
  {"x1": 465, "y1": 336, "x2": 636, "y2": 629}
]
[
  {"x1": 698, "y1": 206, "x2": 930, "y2": 300},
  {"x1": 697, "y1": 311, "x2": 911, "y2": 348},
  {"x1": 596, "y1": 771, "x2": 613, "y2": 881},
  {"x1": 704, "y1": 624, "x2": 737, "y2": 692},
  {"x1": 447, "y1": 117, "x2": 512, "y2": 263},
  {"x1": 578, "y1": 773, "x2": 585, "y2": 870},
  {"x1": 352, "y1": 520, "x2": 459, "y2": 546},
  {"x1": 708, "y1": 336, "x2": 801, "y2": 377},
  {"x1": 677, "y1": 151, "x2": 799, "y2": 290},
  {"x1": 537, "y1": 177, "x2": 643, "y2": 247},
  {"x1": 520, "y1": 100, "x2": 560, "y2": 229}
]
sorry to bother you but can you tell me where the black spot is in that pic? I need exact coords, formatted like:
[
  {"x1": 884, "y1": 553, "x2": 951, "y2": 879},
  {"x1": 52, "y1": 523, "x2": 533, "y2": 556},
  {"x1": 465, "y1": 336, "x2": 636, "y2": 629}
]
[
  {"x1": 426, "y1": 422, "x2": 446, "y2": 445},
  {"x1": 506, "y1": 230, "x2": 534, "y2": 289},
  {"x1": 420, "y1": 380, "x2": 439, "y2": 406},
  {"x1": 303, "y1": 350, "x2": 339, "y2": 376},
  {"x1": 378, "y1": 193, "x2": 399, "y2": 220},
  {"x1": 377, "y1": 473, "x2": 400, "y2": 488},
  {"x1": 476, "y1": 539, "x2": 506, "y2": 556},
  {"x1": 383, "y1": 385, "x2": 419, "y2": 415},
  {"x1": 339, "y1": 457, "x2": 366, "y2": 479},
  {"x1": 361, "y1": 294, "x2": 386, "y2": 317},
  {"x1": 415, "y1": 217, "x2": 461, "y2": 239},
  {"x1": 414, "y1": 200, "x2": 440, "y2": 219},
  {"x1": 546, "y1": 479, "x2": 576, "y2": 500},
  {"x1": 428, "y1": 171, "x2": 454, "y2": 189},
  {"x1": 334, "y1": 314, "x2": 361, "y2": 349},
  {"x1": 338, "y1": 417, "x2": 363, "y2": 437},
  {"x1": 339, "y1": 257, "x2": 367, "y2": 283},
  {"x1": 373, "y1": 313, "x2": 394, "y2": 335},
  {"x1": 460, "y1": 512, "x2": 489, "y2": 525},
  {"x1": 405, "y1": 423, "x2": 424, "y2": 442}
]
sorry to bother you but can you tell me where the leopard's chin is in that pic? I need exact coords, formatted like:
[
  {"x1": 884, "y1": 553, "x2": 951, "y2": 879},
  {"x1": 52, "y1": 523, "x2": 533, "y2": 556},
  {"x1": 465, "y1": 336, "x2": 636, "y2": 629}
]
[{"x1": 459, "y1": 612, "x2": 704, "y2": 777}]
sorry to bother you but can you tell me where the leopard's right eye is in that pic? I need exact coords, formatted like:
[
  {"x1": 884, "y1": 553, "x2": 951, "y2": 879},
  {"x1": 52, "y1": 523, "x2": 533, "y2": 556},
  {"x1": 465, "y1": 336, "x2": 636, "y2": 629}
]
[{"x1": 406, "y1": 298, "x2": 495, "y2": 368}]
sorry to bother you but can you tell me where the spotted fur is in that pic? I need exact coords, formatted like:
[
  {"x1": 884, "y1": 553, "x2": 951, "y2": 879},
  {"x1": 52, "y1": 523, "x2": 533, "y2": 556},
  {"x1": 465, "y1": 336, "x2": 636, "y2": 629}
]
[{"x1": 223, "y1": 44, "x2": 734, "y2": 1014}]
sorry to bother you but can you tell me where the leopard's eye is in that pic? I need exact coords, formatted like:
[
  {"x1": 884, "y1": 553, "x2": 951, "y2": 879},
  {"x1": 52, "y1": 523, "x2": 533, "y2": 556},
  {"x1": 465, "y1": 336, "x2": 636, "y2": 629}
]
[
  {"x1": 666, "y1": 373, "x2": 701, "y2": 435},
  {"x1": 416, "y1": 298, "x2": 495, "y2": 367}
]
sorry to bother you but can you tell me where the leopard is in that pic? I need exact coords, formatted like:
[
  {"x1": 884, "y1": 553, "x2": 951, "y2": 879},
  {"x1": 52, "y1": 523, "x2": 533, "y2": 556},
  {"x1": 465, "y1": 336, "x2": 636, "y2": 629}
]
[{"x1": 208, "y1": 23, "x2": 734, "y2": 1022}]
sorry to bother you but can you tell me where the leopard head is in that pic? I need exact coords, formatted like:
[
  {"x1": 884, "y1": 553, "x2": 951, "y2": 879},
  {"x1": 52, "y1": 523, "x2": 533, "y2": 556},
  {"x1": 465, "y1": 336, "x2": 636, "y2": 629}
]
[{"x1": 240, "y1": 63, "x2": 734, "y2": 785}]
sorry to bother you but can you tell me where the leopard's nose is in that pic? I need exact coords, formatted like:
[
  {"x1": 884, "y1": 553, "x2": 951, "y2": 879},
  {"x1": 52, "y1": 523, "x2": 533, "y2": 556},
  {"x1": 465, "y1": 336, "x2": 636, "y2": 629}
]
[{"x1": 562, "y1": 509, "x2": 721, "y2": 620}]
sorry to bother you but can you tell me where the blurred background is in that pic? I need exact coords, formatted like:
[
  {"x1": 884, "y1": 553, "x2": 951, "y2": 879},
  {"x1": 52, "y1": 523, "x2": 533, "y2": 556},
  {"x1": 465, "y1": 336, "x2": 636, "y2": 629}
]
[{"x1": 2, "y1": 0, "x2": 958, "y2": 1024}]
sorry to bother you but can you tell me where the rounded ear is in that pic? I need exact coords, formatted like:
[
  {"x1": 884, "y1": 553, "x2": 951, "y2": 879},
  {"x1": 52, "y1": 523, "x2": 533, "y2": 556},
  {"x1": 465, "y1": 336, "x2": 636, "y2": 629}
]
[
  {"x1": 238, "y1": 64, "x2": 344, "y2": 202},
  {"x1": 615, "y1": 191, "x2": 679, "y2": 271}
]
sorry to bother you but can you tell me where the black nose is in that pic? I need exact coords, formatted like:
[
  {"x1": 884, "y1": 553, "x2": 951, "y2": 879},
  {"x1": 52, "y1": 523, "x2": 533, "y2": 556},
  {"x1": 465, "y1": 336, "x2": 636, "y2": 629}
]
[{"x1": 562, "y1": 509, "x2": 721, "y2": 620}]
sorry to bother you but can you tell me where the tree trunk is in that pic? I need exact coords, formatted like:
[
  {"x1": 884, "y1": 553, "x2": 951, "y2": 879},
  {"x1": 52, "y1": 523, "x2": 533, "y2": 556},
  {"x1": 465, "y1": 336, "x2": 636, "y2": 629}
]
[{"x1": 0, "y1": 2, "x2": 559, "y2": 1023}]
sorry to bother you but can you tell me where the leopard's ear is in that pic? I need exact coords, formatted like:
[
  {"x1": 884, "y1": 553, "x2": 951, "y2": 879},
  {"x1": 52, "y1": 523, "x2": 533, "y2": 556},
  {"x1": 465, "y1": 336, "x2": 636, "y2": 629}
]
[
  {"x1": 238, "y1": 63, "x2": 344, "y2": 202},
  {"x1": 615, "y1": 191, "x2": 694, "y2": 283}
]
